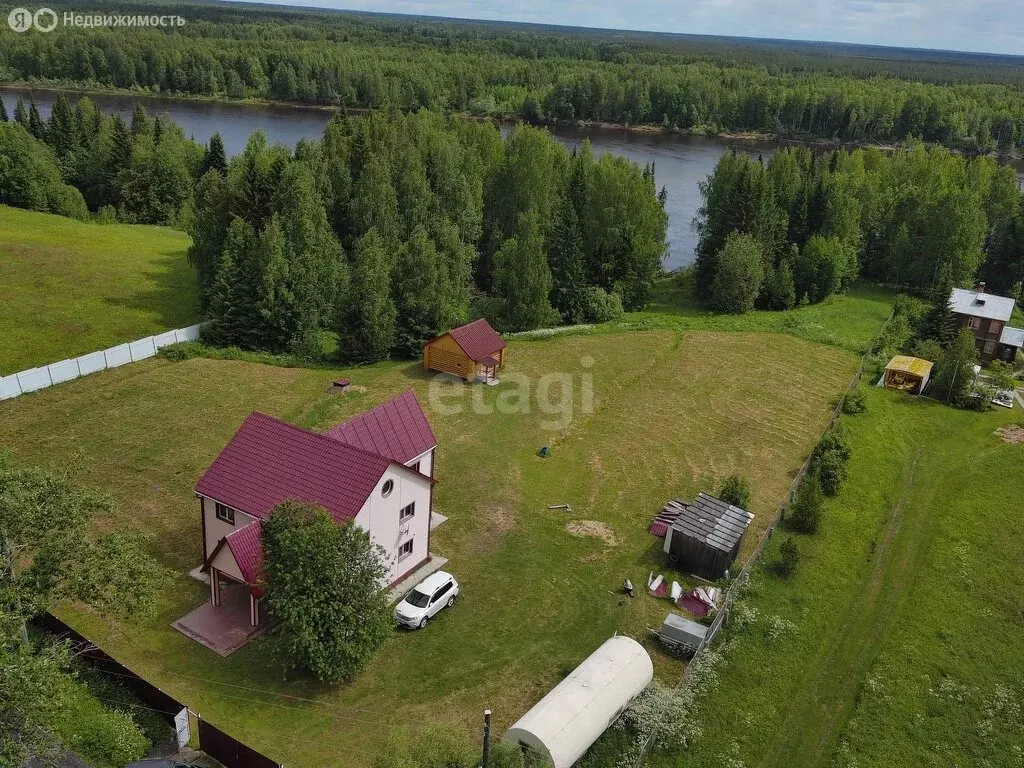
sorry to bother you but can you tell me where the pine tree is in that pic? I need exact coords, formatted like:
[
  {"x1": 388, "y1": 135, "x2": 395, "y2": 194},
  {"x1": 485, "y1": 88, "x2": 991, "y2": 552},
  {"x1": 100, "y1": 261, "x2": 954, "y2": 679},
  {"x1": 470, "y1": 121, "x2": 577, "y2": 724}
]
[
  {"x1": 13, "y1": 97, "x2": 27, "y2": 127},
  {"x1": 339, "y1": 229, "x2": 397, "y2": 362},
  {"x1": 0, "y1": 98, "x2": 8, "y2": 123},
  {"x1": 493, "y1": 211, "x2": 557, "y2": 332},
  {"x1": 152, "y1": 116, "x2": 163, "y2": 144},
  {"x1": 201, "y1": 132, "x2": 228, "y2": 175}
]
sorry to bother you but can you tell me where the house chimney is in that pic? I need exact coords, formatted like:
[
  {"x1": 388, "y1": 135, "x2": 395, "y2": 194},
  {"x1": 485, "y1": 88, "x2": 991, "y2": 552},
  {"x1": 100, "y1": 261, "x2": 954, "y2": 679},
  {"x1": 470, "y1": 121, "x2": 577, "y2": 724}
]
[{"x1": 976, "y1": 281, "x2": 987, "y2": 293}]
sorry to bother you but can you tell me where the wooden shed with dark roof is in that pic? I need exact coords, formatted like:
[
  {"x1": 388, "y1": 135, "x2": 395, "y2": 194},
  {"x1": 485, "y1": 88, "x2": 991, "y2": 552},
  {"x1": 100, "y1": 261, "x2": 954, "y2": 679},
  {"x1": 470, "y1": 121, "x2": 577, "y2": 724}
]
[
  {"x1": 651, "y1": 493, "x2": 754, "y2": 580},
  {"x1": 423, "y1": 319, "x2": 507, "y2": 382}
]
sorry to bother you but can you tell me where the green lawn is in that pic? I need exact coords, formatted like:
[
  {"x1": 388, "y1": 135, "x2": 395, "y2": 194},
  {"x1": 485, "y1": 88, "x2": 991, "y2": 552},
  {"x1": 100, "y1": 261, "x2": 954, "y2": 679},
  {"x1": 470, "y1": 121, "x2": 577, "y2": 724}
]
[
  {"x1": 659, "y1": 388, "x2": 1024, "y2": 768},
  {"x1": 0, "y1": 206, "x2": 197, "y2": 375},
  {"x1": 0, "y1": 327, "x2": 860, "y2": 767},
  {"x1": 625, "y1": 275, "x2": 895, "y2": 354}
]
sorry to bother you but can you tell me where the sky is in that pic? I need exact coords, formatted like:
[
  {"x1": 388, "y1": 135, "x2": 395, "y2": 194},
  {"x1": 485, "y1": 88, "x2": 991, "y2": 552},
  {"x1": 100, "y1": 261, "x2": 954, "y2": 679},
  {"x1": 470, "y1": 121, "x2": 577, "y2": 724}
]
[{"x1": 236, "y1": 0, "x2": 1023, "y2": 56}]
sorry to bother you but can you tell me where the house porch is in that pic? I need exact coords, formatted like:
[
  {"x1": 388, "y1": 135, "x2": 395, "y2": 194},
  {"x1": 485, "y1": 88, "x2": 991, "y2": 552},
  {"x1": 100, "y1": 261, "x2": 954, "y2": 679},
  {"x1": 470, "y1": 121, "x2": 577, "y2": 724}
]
[{"x1": 172, "y1": 579, "x2": 270, "y2": 657}]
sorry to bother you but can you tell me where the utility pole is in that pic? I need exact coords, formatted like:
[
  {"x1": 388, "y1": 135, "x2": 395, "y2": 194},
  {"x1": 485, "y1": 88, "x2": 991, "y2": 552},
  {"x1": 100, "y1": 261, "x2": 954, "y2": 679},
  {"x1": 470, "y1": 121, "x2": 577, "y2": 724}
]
[{"x1": 481, "y1": 709, "x2": 492, "y2": 768}]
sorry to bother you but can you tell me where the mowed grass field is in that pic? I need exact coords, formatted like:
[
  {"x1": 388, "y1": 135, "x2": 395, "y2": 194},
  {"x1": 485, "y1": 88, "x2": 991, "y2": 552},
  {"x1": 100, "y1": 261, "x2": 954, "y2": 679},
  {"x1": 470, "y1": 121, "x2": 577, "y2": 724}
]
[
  {"x1": 663, "y1": 388, "x2": 1024, "y2": 768},
  {"x1": 0, "y1": 327, "x2": 860, "y2": 767},
  {"x1": 0, "y1": 206, "x2": 197, "y2": 374}
]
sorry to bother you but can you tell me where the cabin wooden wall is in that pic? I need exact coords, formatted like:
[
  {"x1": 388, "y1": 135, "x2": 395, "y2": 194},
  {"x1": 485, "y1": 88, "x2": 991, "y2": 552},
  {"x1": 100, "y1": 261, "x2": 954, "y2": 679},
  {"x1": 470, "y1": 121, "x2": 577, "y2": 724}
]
[{"x1": 424, "y1": 334, "x2": 474, "y2": 381}]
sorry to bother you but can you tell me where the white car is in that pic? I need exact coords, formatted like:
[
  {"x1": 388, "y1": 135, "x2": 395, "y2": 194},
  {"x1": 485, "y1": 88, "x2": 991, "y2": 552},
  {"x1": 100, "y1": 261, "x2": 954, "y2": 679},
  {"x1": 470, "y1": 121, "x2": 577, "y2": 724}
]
[{"x1": 394, "y1": 571, "x2": 459, "y2": 629}]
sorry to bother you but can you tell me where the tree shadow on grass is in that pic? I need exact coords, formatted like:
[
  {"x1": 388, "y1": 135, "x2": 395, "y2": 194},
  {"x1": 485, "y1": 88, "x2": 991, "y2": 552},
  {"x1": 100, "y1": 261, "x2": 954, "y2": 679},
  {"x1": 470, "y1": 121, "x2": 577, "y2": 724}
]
[{"x1": 101, "y1": 248, "x2": 199, "y2": 329}]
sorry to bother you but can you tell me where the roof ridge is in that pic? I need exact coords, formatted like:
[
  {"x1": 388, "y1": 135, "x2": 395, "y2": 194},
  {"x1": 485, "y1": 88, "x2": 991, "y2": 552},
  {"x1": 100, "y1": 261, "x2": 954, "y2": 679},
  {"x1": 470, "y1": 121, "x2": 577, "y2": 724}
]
[{"x1": 250, "y1": 410, "x2": 394, "y2": 466}]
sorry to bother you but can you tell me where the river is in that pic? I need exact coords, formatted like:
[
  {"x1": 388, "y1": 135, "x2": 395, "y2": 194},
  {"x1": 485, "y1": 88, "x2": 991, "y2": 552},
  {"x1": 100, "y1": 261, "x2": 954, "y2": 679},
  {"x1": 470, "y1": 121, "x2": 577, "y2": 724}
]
[{"x1": 5, "y1": 87, "x2": 1021, "y2": 270}]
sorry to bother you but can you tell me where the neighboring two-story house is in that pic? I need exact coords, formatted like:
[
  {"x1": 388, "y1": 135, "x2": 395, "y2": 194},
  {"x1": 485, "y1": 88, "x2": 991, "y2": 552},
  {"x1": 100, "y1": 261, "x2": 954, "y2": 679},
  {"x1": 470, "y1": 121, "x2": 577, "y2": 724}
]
[
  {"x1": 950, "y1": 284, "x2": 1024, "y2": 364},
  {"x1": 195, "y1": 390, "x2": 437, "y2": 627}
]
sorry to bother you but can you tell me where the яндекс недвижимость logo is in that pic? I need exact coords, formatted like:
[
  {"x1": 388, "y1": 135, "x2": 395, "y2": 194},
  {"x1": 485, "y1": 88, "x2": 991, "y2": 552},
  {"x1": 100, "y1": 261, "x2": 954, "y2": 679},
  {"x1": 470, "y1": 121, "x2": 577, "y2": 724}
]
[{"x1": 8, "y1": 8, "x2": 184, "y2": 32}]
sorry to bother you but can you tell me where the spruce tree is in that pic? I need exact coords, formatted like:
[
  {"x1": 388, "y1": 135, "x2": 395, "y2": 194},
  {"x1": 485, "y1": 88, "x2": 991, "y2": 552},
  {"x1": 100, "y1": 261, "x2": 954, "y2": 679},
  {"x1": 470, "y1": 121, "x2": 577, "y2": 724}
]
[
  {"x1": 392, "y1": 225, "x2": 442, "y2": 357},
  {"x1": 255, "y1": 215, "x2": 297, "y2": 352},
  {"x1": 201, "y1": 132, "x2": 228, "y2": 175},
  {"x1": 13, "y1": 97, "x2": 27, "y2": 127},
  {"x1": 923, "y1": 262, "x2": 957, "y2": 345},
  {"x1": 547, "y1": 196, "x2": 589, "y2": 324},
  {"x1": 339, "y1": 229, "x2": 397, "y2": 363},
  {"x1": 27, "y1": 99, "x2": 45, "y2": 141},
  {"x1": 47, "y1": 95, "x2": 79, "y2": 162},
  {"x1": 493, "y1": 211, "x2": 557, "y2": 332},
  {"x1": 207, "y1": 218, "x2": 263, "y2": 348},
  {"x1": 0, "y1": 98, "x2": 8, "y2": 123},
  {"x1": 130, "y1": 103, "x2": 150, "y2": 137}
]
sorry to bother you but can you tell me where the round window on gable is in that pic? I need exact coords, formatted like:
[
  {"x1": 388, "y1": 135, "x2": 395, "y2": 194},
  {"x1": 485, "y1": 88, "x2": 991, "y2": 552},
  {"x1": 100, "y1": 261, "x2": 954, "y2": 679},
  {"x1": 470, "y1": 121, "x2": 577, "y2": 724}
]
[{"x1": 382, "y1": 479, "x2": 394, "y2": 498}]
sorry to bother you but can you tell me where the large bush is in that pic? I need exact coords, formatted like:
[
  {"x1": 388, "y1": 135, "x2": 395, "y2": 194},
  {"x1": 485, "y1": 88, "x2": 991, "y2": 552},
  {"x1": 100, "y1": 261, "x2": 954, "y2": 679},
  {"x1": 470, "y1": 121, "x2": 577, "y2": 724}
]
[
  {"x1": 0, "y1": 123, "x2": 87, "y2": 219},
  {"x1": 262, "y1": 501, "x2": 392, "y2": 683},
  {"x1": 787, "y1": 470, "x2": 825, "y2": 534},
  {"x1": 708, "y1": 233, "x2": 765, "y2": 314},
  {"x1": 810, "y1": 425, "x2": 851, "y2": 496}
]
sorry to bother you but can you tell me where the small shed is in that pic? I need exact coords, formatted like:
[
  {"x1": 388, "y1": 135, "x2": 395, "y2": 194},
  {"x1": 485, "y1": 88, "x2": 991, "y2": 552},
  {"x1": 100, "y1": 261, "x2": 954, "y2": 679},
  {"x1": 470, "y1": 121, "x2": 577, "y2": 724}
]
[
  {"x1": 658, "y1": 493, "x2": 753, "y2": 580},
  {"x1": 503, "y1": 636, "x2": 653, "y2": 768},
  {"x1": 883, "y1": 356, "x2": 933, "y2": 394},
  {"x1": 423, "y1": 319, "x2": 507, "y2": 382}
]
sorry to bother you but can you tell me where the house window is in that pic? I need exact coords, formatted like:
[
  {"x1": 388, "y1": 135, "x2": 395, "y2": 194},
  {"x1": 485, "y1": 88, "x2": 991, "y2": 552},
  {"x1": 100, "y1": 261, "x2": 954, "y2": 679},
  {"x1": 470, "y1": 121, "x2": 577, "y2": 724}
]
[
  {"x1": 968, "y1": 317, "x2": 982, "y2": 331},
  {"x1": 215, "y1": 503, "x2": 235, "y2": 525},
  {"x1": 398, "y1": 539, "x2": 414, "y2": 562},
  {"x1": 410, "y1": 461, "x2": 421, "y2": 474},
  {"x1": 382, "y1": 479, "x2": 394, "y2": 498},
  {"x1": 400, "y1": 502, "x2": 415, "y2": 522},
  {"x1": 984, "y1": 340, "x2": 997, "y2": 354}
]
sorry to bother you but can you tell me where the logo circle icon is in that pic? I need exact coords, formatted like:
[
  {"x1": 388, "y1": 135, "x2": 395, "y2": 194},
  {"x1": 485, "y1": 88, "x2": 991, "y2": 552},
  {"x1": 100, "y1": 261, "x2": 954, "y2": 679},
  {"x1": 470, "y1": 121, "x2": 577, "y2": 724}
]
[
  {"x1": 7, "y1": 7, "x2": 33, "y2": 32},
  {"x1": 33, "y1": 7, "x2": 58, "y2": 32}
]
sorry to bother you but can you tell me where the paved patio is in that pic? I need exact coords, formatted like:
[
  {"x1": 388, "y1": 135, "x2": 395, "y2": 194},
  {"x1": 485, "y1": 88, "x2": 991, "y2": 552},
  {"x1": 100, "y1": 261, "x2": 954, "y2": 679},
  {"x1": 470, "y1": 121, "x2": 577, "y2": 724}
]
[
  {"x1": 387, "y1": 553, "x2": 450, "y2": 604},
  {"x1": 172, "y1": 584, "x2": 270, "y2": 656}
]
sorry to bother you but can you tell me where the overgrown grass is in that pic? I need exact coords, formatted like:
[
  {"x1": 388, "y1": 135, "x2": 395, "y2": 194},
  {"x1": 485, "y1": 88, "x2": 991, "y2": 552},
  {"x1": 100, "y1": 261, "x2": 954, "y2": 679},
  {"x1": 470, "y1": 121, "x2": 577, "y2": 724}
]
[
  {"x1": 657, "y1": 388, "x2": 1024, "y2": 768},
  {"x1": 621, "y1": 275, "x2": 895, "y2": 354},
  {"x1": 0, "y1": 206, "x2": 196, "y2": 374},
  {"x1": 0, "y1": 329, "x2": 859, "y2": 767}
]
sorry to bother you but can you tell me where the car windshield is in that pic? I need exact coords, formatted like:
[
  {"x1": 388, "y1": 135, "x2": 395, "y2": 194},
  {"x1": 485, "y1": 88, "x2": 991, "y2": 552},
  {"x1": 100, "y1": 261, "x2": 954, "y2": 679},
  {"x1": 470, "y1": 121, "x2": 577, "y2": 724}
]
[{"x1": 406, "y1": 589, "x2": 431, "y2": 608}]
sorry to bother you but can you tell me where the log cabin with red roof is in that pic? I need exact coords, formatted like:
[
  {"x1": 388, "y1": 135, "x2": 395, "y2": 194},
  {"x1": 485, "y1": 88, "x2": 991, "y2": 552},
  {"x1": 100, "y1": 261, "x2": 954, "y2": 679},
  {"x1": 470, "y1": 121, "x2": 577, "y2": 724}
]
[
  {"x1": 194, "y1": 390, "x2": 438, "y2": 628},
  {"x1": 423, "y1": 318, "x2": 507, "y2": 382}
]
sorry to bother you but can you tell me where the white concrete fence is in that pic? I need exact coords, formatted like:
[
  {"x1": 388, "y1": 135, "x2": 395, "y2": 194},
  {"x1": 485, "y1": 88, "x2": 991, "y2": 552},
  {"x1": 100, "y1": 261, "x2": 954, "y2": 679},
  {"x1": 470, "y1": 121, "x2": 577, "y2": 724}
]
[{"x1": 0, "y1": 323, "x2": 203, "y2": 401}]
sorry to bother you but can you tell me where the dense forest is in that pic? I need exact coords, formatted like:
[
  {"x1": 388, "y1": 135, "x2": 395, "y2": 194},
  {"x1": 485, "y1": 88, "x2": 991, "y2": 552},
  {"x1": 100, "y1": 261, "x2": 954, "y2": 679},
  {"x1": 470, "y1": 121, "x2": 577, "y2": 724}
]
[
  {"x1": 0, "y1": 94, "x2": 667, "y2": 357},
  {"x1": 4, "y1": 3, "x2": 1024, "y2": 151},
  {"x1": 693, "y1": 145, "x2": 1024, "y2": 312}
]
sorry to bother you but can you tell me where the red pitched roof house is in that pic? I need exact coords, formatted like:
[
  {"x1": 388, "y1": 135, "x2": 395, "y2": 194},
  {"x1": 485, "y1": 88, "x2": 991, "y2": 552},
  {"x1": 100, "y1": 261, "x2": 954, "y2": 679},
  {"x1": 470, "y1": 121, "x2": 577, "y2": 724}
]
[
  {"x1": 195, "y1": 390, "x2": 437, "y2": 628},
  {"x1": 423, "y1": 319, "x2": 507, "y2": 382}
]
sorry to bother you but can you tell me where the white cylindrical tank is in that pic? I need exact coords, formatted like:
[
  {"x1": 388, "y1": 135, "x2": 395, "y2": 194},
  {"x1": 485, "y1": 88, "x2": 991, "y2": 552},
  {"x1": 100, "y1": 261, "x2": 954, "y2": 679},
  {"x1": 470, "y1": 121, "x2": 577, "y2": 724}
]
[{"x1": 503, "y1": 636, "x2": 653, "y2": 768}]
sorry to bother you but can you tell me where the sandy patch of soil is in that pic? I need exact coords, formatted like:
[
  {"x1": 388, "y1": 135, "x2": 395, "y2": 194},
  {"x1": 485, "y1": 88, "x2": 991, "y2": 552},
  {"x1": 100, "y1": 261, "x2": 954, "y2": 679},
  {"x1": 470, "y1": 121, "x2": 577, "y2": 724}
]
[
  {"x1": 565, "y1": 519, "x2": 617, "y2": 545},
  {"x1": 995, "y1": 424, "x2": 1024, "y2": 444}
]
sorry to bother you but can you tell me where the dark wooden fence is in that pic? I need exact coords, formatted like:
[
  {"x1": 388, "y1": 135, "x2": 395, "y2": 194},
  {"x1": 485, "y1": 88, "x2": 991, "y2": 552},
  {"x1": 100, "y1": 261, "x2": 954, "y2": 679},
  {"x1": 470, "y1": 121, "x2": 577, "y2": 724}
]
[
  {"x1": 34, "y1": 612, "x2": 183, "y2": 723},
  {"x1": 197, "y1": 717, "x2": 282, "y2": 768},
  {"x1": 36, "y1": 613, "x2": 281, "y2": 767}
]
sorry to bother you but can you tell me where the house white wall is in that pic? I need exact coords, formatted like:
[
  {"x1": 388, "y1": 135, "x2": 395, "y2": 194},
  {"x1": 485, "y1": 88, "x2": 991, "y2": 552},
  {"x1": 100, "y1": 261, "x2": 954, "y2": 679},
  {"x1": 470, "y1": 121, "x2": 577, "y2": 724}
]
[
  {"x1": 354, "y1": 465, "x2": 433, "y2": 585},
  {"x1": 406, "y1": 448, "x2": 434, "y2": 478},
  {"x1": 200, "y1": 496, "x2": 256, "y2": 560}
]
